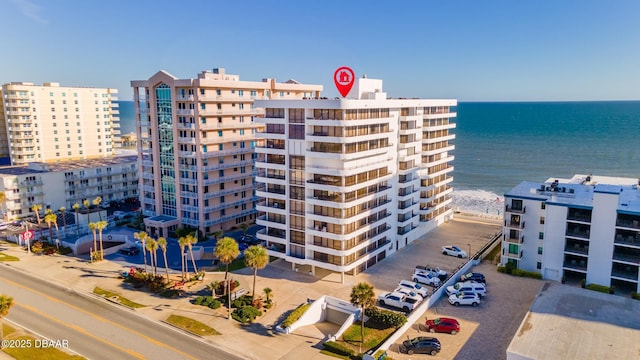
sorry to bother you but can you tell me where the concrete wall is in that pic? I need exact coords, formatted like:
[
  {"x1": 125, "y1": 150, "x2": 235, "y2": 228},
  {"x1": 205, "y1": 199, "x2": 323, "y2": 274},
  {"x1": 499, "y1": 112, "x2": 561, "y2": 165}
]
[{"x1": 588, "y1": 191, "x2": 618, "y2": 286}]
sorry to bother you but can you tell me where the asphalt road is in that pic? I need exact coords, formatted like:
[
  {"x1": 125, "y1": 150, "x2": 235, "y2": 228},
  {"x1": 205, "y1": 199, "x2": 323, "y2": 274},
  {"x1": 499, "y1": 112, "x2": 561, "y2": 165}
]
[{"x1": 0, "y1": 264, "x2": 244, "y2": 360}]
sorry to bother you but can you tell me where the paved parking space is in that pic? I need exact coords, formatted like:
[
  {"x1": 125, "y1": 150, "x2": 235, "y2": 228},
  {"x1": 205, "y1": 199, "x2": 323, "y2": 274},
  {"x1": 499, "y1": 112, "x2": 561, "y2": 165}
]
[{"x1": 388, "y1": 261, "x2": 545, "y2": 360}]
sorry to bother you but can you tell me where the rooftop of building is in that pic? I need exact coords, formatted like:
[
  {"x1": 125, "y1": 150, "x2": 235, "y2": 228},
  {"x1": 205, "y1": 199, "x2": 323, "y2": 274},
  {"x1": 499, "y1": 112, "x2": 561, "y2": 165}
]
[
  {"x1": 505, "y1": 174, "x2": 640, "y2": 213},
  {"x1": 507, "y1": 282, "x2": 640, "y2": 359},
  {"x1": 0, "y1": 155, "x2": 137, "y2": 176},
  {"x1": 2, "y1": 81, "x2": 117, "y2": 92}
]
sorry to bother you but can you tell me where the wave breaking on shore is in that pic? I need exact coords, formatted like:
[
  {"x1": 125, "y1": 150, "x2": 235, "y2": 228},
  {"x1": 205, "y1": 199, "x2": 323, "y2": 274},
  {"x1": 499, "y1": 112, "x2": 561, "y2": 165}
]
[{"x1": 451, "y1": 189, "x2": 504, "y2": 219}]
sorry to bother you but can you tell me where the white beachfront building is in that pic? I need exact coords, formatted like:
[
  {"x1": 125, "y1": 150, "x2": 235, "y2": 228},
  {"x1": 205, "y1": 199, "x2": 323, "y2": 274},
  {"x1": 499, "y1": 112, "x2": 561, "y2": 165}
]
[
  {"x1": 502, "y1": 174, "x2": 640, "y2": 292},
  {"x1": 253, "y1": 76, "x2": 456, "y2": 279}
]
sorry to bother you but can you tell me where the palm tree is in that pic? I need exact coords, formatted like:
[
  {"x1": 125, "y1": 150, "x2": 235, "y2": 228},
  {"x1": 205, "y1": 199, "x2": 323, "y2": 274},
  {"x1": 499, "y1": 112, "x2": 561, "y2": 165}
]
[
  {"x1": 214, "y1": 237, "x2": 240, "y2": 319},
  {"x1": 72, "y1": 203, "x2": 80, "y2": 235},
  {"x1": 59, "y1": 207, "x2": 67, "y2": 238},
  {"x1": 178, "y1": 235, "x2": 189, "y2": 281},
  {"x1": 184, "y1": 234, "x2": 199, "y2": 277},
  {"x1": 244, "y1": 245, "x2": 268, "y2": 300},
  {"x1": 92, "y1": 196, "x2": 103, "y2": 221},
  {"x1": 212, "y1": 229, "x2": 224, "y2": 241},
  {"x1": 0, "y1": 294, "x2": 14, "y2": 346},
  {"x1": 83, "y1": 199, "x2": 90, "y2": 224},
  {"x1": 134, "y1": 231, "x2": 148, "y2": 273},
  {"x1": 239, "y1": 223, "x2": 249, "y2": 236},
  {"x1": 31, "y1": 203, "x2": 42, "y2": 225},
  {"x1": 145, "y1": 237, "x2": 159, "y2": 276},
  {"x1": 263, "y1": 287, "x2": 273, "y2": 304},
  {"x1": 96, "y1": 221, "x2": 108, "y2": 260},
  {"x1": 350, "y1": 282, "x2": 376, "y2": 353},
  {"x1": 44, "y1": 211, "x2": 58, "y2": 244},
  {"x1": 157, "y1": 237, "x2": 170, "y2": 282},
  {"x1": 88, "y1": 222, "x2": 98, "y2": 261}
]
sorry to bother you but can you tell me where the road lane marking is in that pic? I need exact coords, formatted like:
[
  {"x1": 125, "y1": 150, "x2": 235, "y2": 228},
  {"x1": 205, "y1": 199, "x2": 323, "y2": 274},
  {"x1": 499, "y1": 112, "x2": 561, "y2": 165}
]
[
  {"x1": 1, "y1": 276, "x2": 198, "y2": 360},
  {"x1": 15, "y1": 303, "x2": 145, "y2": 359}
]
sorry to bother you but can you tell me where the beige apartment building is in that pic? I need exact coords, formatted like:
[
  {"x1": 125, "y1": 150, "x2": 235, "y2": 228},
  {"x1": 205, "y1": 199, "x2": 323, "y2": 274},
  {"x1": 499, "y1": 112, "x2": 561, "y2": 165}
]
[
  {"x1": 131, "y1": 68, "x2": 322, "y2": 237},
  {"x1": 1, "y1": 82, "x2": 120, "y2": 165}
]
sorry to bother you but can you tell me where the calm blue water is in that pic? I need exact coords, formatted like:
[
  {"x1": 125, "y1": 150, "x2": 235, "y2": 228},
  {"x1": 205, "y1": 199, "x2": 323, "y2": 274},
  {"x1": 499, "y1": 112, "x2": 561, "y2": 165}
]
[
  {"x1": 452, "y1": 101, "x2": 640, "y2": 215},
  {"x1": 117, "y1": 100, "x2": 640, "y2": 215}
]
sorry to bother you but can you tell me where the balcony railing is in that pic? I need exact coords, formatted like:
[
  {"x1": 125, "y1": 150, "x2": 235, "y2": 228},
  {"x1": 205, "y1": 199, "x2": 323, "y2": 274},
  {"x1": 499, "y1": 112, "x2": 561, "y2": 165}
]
[
  {"x1": 616, "y1": 219, "x2": 640, "y2": 230},
  {"x1": 614, "y1": 233, "x2": 640, "y2": 247},
  {"x1": 505, "y1": 205, "x2": 526, "y2": 214}
]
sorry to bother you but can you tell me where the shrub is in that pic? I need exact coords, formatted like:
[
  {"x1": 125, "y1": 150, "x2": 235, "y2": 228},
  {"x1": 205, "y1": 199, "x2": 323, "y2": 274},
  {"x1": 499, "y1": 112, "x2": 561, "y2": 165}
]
[
  {"x1": 232, "y1": 306, "x2": 261, "y2": 323},
  {"x1": 322, "y1": 341, "x2": 354, "y2": 357},
  {"x1": 160, "y1": 289, "x2": 181, "y2": 298},
  {"x1": 511, "y1": 269, "x2": 543, "y2": 279},
  {"x1": 252, "y1": 298, "x2": 263, "y2": 309},
  {"x1": 231, "y1": 295, "x2": 253, "y2": 309},
  {"x1": 282, "y1": 303, "x2": 310, "y2": 328},
  {"x1": 207, "y1": 299, "x2": 221, "y2": 309},
  {"x1": 57, "y1": 246, "x2": 73, "y2": 255},
  {"x1": 631, "y1": 292, "x2": 640, "y2": 300},
  {"x1": 585, "y1": 283, "x2": 611, "y2": 294},
  {"x1": 365, "y1": 307, "x2": 407, "y2": 329},
  {"x1": 147, "y1": 275, "x2": 167, "y2": 293},
  {"x1": 193, "y1": 296, "x2": 208, "y2": 306},
  {"x1": 497, "y1": 265, "x2": 507, "y2": 273}
]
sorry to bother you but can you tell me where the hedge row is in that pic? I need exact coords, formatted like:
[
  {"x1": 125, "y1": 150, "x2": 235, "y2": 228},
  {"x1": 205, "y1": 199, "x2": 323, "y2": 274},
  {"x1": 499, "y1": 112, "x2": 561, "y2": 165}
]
[
  {"x1": 497, "y1": 265, "x2": 542, "y2": 279},
  {"x1": 322, "y1": 341, "x2": 354, "y2": 357},
  {"x1": 282, "y1": 303, "x2": 310, "y2": 328},
  {"x1": 193, "y1": 296, "x2": 222, "y2": 309},
  {"x1": 631, "y1": 292, "x2": 640, "y2": 300},
  {"x1": 365, "y1": 307, "x2": 407, "y2": 328},
  {"x1": 585, "y1": 283, "x2": 613, "y2": 294}
]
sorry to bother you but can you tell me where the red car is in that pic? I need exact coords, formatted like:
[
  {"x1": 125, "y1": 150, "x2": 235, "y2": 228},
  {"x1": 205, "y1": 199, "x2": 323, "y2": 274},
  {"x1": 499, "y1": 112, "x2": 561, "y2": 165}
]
[{"x1": 425, "y1": 317, "x2": 460, "y2": 334}]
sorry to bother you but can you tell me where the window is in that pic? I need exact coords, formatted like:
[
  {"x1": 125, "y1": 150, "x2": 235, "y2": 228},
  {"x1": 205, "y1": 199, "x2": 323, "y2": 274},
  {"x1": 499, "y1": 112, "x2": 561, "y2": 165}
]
[
  {"x1": 541, "y1": 202, "x2": 546, "y2": 210},
  {"x1": 289, "y1": 125, "x2": 304, "y2": 139},
  {"x1": 540, "y1": 216, "x2": 545, "y2": 225},
  {"x1": 508, "y1": 244, "x2": 519, "y2": 254},
  {"x1": 538, "y1": 232, "x2": 544, "y2": 240},
  {"x1": 536, "y1": 262, "x2": 542, "y2": 270},
  {"x1": 537, "y1": 247, "x2": 543, "y2": 255}
]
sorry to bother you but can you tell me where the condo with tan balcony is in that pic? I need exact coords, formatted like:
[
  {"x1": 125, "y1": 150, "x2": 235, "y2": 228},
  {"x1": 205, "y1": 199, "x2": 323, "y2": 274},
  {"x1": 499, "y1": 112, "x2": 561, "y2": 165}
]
[
  {"x1": 254, "y1": 76, "x2": 456, "y2": 279},
  {"x1": 131, "y1": 68, "x2": 322, "y2": 237},
  {"x1": 1, "y1": 82, "x2": 120, "y2": 165}
]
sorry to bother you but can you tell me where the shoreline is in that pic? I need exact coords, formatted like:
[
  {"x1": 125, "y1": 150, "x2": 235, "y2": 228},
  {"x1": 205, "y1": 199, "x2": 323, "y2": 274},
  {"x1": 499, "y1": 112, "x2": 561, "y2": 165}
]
[{"x1": 453, "y1": 211, "x2": 502, "y2": 225}]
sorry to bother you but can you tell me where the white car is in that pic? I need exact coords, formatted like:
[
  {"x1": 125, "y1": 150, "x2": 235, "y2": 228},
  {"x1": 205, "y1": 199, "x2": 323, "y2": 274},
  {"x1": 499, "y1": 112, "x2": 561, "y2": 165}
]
[
  {"x1": 397, "y1": 280, "x2": 429, "y2": 298},
  {"x1": 378, "y1": 292, "x2": 419, "y2": 312},
  {"x1": 442, "y1": 245, "x2": 468, "y2": 258},
  {"x1": 394, "y1": 287, "x2": 424, "y2": 302},
  {"x1": 416, "y1": 265, "x2": 448, "y2": 279},
  {"x1": 448, "y1": 292, "x2": 480, "y2": 307},
  {"x1": 445, "y1": 282, "x2": 487, "y2": 298},
  {"x1": 412, "y1": 271, "x2": 441, "y2": 287}
]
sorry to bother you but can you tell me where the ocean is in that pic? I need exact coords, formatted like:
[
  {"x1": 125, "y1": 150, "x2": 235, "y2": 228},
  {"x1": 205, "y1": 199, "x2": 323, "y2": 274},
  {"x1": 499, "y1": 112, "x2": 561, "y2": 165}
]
[{"x1": 117, "y1": 100, "x2": 640, "y2": 217}]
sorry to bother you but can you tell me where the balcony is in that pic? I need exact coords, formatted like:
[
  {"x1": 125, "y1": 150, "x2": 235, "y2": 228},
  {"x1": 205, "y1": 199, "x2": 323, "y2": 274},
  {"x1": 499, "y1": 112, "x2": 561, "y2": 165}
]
[
  {"x1": 505, "y1": 233, "x2": 524, "y2": 244},
  {"x1": 503, "y1": 249, "x2": 523, "y2": 260},
  {"x1": 563, "y1": 255, "x2": 587, "y2": 272},
  {"x1": 612, "y1": 246, "x2": 640, "y2": 264},
  {"x1": 564, "y1": 240, "x2": 589, "y2": 256},
  {"x1": 616, "y1": 217, "x2": 640, "y2": 230},
  {"x1": 565, "y1": 225, "x2": 590, "y2": 240},
  {"x1": 505, "y1": 205, "x2": 526, "y2": 214},
  {"x1": 567, "y1": 208, "x2": 592, "y2": 223},
  {"x1": 611, "y1": 263, "x2": 639, "y2": 282},
  {"x1": 614, "y1": 232, "x2": 640, "y2": 247}
]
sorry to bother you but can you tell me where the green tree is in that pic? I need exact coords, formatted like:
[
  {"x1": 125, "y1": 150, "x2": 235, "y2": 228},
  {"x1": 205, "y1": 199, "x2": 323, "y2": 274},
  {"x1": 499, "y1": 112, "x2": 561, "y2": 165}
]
[
  {"x1": 95, "y1": 220, "x2": 108, "y2": 260},
  {"x1": 157, "y1": 237, "x2": 170, "y2": 282},
  {"x1": 44, "y1": 211, "x2": 58, "y2": 244},
  {"x1": 88, "y1": 222, "x2": 98, "y2": 261},
  {"x1": 244, "y1": 245, "x2": 268, "y2": 300},
  {"x1": 350, "y1": 282, "x2": 376, "y2": 353},
  {"x1": 263, "y1": 287, "x2": 273, "y2": 304},
  {"x1": 214, "y1": 236, "x2": 240, "y2": 319},
  {"x1": 178, "y1": 236, "x2": 189, "y2": 281},
  {"x1": 0, "y1": 294, "x2": 14, "y2": 346},
  {"x1": 212, "y1": 229, "x2": 224, "y2": 241},
  {"x1": 183, "y1": 234, "x2": 199, "y2": 277},
  {"x1": 239, "y1": 223, "x2": 249, "y2": 235},
  {"x1": 92, "y1": 196, "x2": 103, "y2": 221},
  {"x1": 145, "y1": 237, "x2": 159, "y2": 276},
  {"x1": 134, "y1": 231, "x2": 149, "y2": 273},
  {"x1": 31, "y1": 203, "x2": 42, "y2": 225},
  {"x1": 72, "y1": 203, "x2": 80, "y2": 235},
  {"x1": 59, "y1": 206, "x2": 67, "y2": 238}
]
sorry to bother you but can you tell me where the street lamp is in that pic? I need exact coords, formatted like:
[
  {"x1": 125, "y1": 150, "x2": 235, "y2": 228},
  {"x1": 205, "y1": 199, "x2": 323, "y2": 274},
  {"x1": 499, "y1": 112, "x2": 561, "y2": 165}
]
[{"x1": 467, "y1": 243, "x2": 471, "y2": 259}]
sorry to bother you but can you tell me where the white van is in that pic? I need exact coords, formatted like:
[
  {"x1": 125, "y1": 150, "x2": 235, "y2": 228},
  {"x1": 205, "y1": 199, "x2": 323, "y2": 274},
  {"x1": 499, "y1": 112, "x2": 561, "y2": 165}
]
[{"x1": 445, "y1": 281, "x2": 487, "y2": 298}]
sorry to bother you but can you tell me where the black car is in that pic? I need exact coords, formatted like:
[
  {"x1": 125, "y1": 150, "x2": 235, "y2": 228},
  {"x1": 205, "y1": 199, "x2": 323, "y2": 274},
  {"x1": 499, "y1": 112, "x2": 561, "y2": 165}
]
[
  {"x1": 459, "y1": 272, "x2": 486, "y2": 284},
  {"x1": 119, "y1": 246, "x2": 140, "y2": 256},
  {"x1": 401, "y1": 336, "x2": 441, "y2": 356},
  {"x1": 241, "y1": 234, "x2": 260, "y2": 245}
]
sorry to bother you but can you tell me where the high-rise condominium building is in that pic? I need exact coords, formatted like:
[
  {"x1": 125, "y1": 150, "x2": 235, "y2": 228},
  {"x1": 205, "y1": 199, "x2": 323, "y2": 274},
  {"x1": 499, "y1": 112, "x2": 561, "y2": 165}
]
[
  {"x1": 254, "y1": 76, "x2": 456, "y2": 277},
  {"x1": 0, "y1": 82, "x2": 120, "y2": 165},
  {"x1": 131, "y1": 68, "x2": 322, "y2": 237},
  {"x1": 502, "y1": 174, "x2": 640, "y2": 292}
]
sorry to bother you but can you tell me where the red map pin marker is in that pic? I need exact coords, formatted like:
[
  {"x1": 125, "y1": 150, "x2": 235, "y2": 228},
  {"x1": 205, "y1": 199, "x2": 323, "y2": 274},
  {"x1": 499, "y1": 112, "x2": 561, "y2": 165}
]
[{"x1": 334, "y1": 66, "x2": 355, "y2": 97}]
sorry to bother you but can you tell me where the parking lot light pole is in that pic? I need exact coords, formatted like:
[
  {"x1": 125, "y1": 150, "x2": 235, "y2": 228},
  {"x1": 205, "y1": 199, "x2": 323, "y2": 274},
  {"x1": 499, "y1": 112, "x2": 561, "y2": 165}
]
[{"x1": 468, "y1": 243, "x2": 471, "y2": 259}]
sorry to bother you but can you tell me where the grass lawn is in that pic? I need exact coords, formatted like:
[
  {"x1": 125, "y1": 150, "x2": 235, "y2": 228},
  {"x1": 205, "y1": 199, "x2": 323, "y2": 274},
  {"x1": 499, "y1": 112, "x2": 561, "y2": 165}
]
[
  {"x1": 0, "y1": 251, "x2": 19, "y2": 261},
  {"x1": 215, "y1": 256, "x2": 279, "y2": 272},
  {"x1": 93, "y1": 287, "x2": 146, "y2": 308},
  {"x1": 340, "y1": 321, "x2": 396, "y2": 353},
  {"x1": 2, "y1": 323, "x2": 86, "y2": 360},
  {"x1": 165, "y1": 315, "x2": 220, "y2": 336}
]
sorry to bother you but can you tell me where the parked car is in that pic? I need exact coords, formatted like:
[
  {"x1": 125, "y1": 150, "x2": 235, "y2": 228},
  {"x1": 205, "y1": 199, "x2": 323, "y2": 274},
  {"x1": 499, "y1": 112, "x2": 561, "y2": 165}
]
[
  {"x1": 400, "y1": 336, "x2": 441, "y2": 356},
  {"x1": 448, "y1": 292, "x2": 480, "y2": 307},
  {"x1": 460, "y1": 272, "x2": 486, "y2": 284},
  {"x1": 413, "y1": 271, "x2": 441, "y2": 287},
  {"x1": 425, "y1": 317, "x2": 461, "y2": 335},
  {"x1": 394, "y1": 287, "x2": 424, "y2": 301},
  {"x1": 397, "y1": 280, "x2": 429, "y2": 298},
  {"x1": 446, "y1": 281, "x2": 487, "y2": 298},
  {"x1": 378, "y1": 292, "x2": 419, "y2": 312},
  {"x1": 442, "y1": 245, "x2": 468, "y2": 258},
  {"x1": 113, "y1": 211, "x2": 127, "y2": 218},
  {"x1": 0, "y1": 223, "x2": 8, "y2": 231},
  {"x1": 416, "y1": 265, "x2": 448, "y2": 280},
  {"x1": 241, "y1": 234, "x2": 260, "y2": 245},
  {"x1": 100, "y1": 201, "x2": 110, "y2": 209},
  {"x1": 118, "y1": 246, "x2": 140, "y2": 256}
]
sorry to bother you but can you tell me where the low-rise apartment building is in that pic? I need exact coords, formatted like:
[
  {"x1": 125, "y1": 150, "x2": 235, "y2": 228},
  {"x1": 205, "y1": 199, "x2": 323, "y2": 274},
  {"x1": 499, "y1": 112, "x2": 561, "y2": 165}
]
[{"x1": 502, "y1": 174, "x2": 640, "y2": 292}]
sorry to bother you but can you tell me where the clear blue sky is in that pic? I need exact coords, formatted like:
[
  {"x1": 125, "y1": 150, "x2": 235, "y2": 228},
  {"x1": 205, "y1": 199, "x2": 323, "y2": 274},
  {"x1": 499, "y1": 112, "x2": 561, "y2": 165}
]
[{"x1": 1, "y1": 0, "x2": 639, "y2": 101}]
